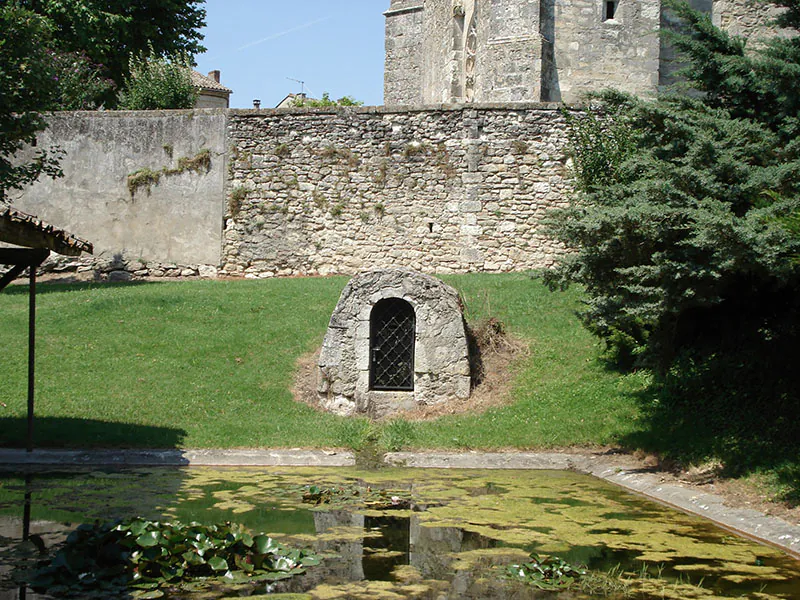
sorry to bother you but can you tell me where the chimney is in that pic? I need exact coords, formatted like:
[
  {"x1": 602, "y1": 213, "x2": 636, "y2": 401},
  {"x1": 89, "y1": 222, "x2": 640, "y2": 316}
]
[{"x1": 208, "y1": 70, "x2": 221, "y2": 83}]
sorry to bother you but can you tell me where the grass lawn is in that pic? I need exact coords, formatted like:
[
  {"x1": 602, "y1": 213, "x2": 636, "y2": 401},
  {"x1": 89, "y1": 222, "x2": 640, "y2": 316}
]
[{"x1": 0, "y1": 273, "x2": 650, "y2": 450}]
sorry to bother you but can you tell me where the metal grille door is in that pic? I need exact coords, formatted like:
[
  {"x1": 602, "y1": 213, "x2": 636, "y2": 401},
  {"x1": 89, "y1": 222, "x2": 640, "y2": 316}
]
[{"x1": 370, "y1": 298, "x2": 415, "y2": 391}]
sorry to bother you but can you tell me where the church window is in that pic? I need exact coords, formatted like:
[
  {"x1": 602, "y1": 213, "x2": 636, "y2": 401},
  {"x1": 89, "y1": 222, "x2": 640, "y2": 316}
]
[{"x1": 604, "y1": 0, "x2": 619, "y2": 20}]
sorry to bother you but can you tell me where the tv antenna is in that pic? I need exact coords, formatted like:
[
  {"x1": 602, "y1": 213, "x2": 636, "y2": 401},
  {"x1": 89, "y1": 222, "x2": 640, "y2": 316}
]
[
  {"x1": 287, "y1": 77, "x2": 306, "y2": 95},
  {"x1": 287, "y1": 77, "x2": 315, "y2": 98}
]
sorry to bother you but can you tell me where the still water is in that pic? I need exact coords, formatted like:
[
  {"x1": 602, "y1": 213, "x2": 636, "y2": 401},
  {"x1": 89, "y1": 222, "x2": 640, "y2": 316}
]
[{"x1": 0, "y1": 467, "x2": 798, "y2": 599}]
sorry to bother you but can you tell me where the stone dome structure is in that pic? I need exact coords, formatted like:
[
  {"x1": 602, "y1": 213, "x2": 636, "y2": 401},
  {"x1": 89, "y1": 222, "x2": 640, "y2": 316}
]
[{"x1": 317, "y1": 269, "x2": 471, "y2": 417}]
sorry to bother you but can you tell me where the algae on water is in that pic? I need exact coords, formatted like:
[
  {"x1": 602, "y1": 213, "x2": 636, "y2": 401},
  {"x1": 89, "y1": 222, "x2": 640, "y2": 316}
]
[{"x1": 1, "y1": 467, "x2": 798, "y2": 599}]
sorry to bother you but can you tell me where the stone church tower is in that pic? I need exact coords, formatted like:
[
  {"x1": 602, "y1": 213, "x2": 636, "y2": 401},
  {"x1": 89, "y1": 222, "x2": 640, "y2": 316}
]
[{"x1": 384, "y1": 0, "x2": 781, "y2": 105}]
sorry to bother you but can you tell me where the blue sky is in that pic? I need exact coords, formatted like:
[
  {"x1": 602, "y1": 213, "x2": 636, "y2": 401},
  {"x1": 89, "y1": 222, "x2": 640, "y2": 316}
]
[{"x1": 194, "y1": 1, "x2": 389, "y2": 108}]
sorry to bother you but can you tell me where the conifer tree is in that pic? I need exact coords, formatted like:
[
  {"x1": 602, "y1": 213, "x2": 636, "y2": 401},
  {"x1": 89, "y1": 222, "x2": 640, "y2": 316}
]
[
  {"x1": 546, "y1": 0, "x2": 800, "y2": 471},
  {"x1": 548, "y1": 0, "x2": 800, "y2": 374}
]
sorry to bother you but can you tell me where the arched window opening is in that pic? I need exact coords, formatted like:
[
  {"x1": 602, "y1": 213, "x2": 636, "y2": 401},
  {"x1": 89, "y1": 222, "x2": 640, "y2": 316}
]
[
  {"x1": 369, "y1": 298, "x2": 415, "y2": 391},
  {"x1": 604, "y1": 0, "x2": 618, "y2": 20}
]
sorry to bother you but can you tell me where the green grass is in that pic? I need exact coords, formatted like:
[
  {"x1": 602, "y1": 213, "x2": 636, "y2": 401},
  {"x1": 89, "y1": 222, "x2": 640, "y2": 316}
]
[
  {"x1": 0, "y1": 274, "x2": 648, "y2": 450},
  {"x1": 0, "y1": 274, "x2": 647, "y2": 448}
]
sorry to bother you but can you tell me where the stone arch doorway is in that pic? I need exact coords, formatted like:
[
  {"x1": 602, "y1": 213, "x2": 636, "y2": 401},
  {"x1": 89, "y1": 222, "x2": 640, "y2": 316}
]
[{"x1": 369, "y1": 298, "x2": 416, "y2": 391}]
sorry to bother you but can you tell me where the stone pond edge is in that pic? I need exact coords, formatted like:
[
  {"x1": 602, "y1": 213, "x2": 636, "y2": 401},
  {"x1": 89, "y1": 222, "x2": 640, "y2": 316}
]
[{"x1": 0, "y1": 448, "x2": 797, "y2": 558}]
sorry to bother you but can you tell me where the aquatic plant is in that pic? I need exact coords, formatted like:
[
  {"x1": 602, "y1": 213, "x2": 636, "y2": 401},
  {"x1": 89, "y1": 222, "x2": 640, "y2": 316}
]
[
  {"x1": 301, "y1": 484, "x2": 412, "y2": 510},
  {"x1": 27, "y1": 519, "x2": 320, "y2": 597},
  {"x1": 504, "y1": 552, "x2": 586, "y2": 590}
]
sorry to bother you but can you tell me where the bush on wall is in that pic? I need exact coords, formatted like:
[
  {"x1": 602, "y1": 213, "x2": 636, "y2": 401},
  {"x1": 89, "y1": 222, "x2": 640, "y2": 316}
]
[{"x1": 118, "y1": 51, "x2": 197, "y2": 110}]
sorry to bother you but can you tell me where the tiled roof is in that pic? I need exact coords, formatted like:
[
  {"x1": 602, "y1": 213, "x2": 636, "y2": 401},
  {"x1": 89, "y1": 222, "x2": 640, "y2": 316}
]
[
  {"x1": 191, "y1": 70, "x2": 232, "y2": 94},
  {"x1": 0, "y1": 206, "x2": 93, "y2": 256}
]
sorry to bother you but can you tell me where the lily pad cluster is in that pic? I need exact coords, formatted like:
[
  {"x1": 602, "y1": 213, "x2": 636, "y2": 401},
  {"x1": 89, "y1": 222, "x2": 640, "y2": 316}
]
[
  {"x1": 505, "y1": 552, "x2": 586, "y2": 590},
  {"x1": 28, "y1": 519, "x2": 320, "y2": 597},
  {"x1": 301, "y1": 484, "x2": 412, "y2": 510}
]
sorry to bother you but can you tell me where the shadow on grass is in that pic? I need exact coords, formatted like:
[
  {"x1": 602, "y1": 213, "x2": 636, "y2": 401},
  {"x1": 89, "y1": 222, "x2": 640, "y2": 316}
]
[
  {"x1": 1, "y1": 279, "x2": 160, "y2": 296},
  {"x1": 618, "y1": 347, "x2": 800, "y2": 505},
  {"x1": 0, "y1": 417, "x2": 187, "y2": 449}
]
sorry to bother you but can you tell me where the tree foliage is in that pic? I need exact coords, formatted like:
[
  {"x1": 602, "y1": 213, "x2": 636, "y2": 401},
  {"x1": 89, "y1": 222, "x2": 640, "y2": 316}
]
[
  {"x1": 548, "y1": 0, "x2": 800, "y2": 375},
  {"x1": 1, "y1": 0, "x2": 205, "y2": 198},
  {"x1": 15, "y1": 0, "x2": 206, "y2": 107},
  {"x1": 50, "y1": 50, "x2": 117, "y2": 111},
  {"x1": 547, "y1": 0, "x2": 800, "y2": 478},
  {"x1": 0, "y1": 4, "x2": 62, "y2": 203},
  {"x1": 292, "y1": 92, "x2": 364, "y2": 108},
  {"x1": 118, "y1": 52, "x2": 197, "y2": 110}
]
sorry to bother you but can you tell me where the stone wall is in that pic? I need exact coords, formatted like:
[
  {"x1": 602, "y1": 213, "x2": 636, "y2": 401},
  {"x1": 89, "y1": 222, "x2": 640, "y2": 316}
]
[
  {"x1": 475, "y1": 0, "x2": 545, "y2": 103},
  {"x1": 384, "y1": 2, "x2": 425, "y2": 106},
  {"x1": 550, "y1": 0, "x2": 661, "y2": 102},
  {"x1": 222, "y1": 104, "x2": 571, "y2": 278},
  {"x1": 385, "y1": 0, "x2": 661, "y2": 104},
  {"x1": 384, "y1": 0, "x2": 779, "y2": 105},
  {"x1": 9, "y1": 105, "x2": 572, "y2": 280},
  {"x1": 713, "y1": 0, "x2": 789, "y2": 40},
  {"x1": 12, "y1": 110, "x2": 227, "y2": 279}
]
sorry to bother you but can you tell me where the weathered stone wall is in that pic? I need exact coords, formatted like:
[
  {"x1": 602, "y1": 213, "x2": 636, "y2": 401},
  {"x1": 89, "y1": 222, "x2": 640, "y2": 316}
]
[
  {"x1": 477, "y1": 0, "x2": 543, "y2": 103},
  {"x1": 713, "y1": 0, "x2": 788, "y2": 39},
  {"x1": 222, "y1": 104, "x2": 570, "y2": 278},
  {"x1": 9, "y1": 105, "x2": 571, "y2": 280},
  {"x1": 384, "y1": 2, "x2": 426, "y2": 105},
  {"x1": 551, "y1": 0, "x2": 661, "y2": 102},
  {"x1": 385, "y1": 0, "x2": 660, "y2": 104},
  {"x1": 317, "y1": 269, "x2": 471, "y2": 418},
  {"x1": 12, "y1": 110, "x2": 227, "y2": 279},
  {"x1": 384, "y1": 0, "x2": 776, "y2": 105}
]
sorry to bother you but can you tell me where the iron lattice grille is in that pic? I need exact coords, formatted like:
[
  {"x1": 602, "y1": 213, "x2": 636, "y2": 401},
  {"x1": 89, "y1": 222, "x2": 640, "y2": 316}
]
[{"x1": 369, "y1": 298, "x2": 415, "y2": 391}]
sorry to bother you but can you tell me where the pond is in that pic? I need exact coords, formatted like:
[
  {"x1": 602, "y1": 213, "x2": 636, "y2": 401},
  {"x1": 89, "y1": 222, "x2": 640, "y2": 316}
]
[{"x1": 0, "y1": 467, "x2": 798, "y2": 599}]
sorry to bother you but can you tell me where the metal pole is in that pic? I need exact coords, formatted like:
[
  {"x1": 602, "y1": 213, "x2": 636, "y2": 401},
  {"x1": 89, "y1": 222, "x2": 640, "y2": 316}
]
[{"x1": 27, "y1": 266, "x2": 36, "y2": 453}]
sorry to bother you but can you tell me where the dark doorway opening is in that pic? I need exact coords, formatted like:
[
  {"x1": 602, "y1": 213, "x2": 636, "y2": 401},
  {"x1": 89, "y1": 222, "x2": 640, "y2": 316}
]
[{"x1": 369, "y1": 298, "x2": 415, "y2": 391}]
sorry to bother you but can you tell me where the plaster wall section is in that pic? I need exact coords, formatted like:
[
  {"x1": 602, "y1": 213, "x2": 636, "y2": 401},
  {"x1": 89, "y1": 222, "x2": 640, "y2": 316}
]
[
  {"x1": 195, "y1": 93, "x2": 229, "y2": 109},
  {"x1": 552, "y1": 0, "x2": 661, "y2": 103},
  {"x1": 13, "y1": 110, "x2": 226, "y2": 276},
  {"x1": 222, "y1": 104, "x2": 571, "y2": 279},
  {"x1": 385, "y1": 1, "x2": 426, "y2": 105}
]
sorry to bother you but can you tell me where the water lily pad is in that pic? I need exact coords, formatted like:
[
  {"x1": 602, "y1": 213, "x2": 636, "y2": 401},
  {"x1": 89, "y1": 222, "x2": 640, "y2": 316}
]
[
  {"x1": 136, "y1": 531, "x2": 160, "y2": 548},
  {"x1": 253, "y1": 534, "x2": 279, "y2": 554},
  {"x1": 207, "y1": 556, "x2": 229, "y2": 571}
]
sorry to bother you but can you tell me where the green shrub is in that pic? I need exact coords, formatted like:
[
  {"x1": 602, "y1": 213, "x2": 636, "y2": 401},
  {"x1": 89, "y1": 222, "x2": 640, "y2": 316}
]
[
  {"x1": 51, "y1": 51, "x2": 116, "y2": 110},
  {"x1": 292, "y1": 92, "x2": 363, "y2": 107},
  {"x1": 119, "y1": 51, "x2": 197, "y2": 110}
]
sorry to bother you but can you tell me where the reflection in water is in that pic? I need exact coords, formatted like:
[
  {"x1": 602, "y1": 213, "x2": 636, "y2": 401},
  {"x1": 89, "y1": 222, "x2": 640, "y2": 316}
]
[{"x1": 0, "y1": 467, "x2": 799, "y2": 600}]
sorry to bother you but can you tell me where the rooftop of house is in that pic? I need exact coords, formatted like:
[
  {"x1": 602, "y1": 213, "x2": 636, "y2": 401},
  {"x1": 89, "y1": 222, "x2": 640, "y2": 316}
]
[{"x1": 191, "y1": 70, "x2": 232, "y2": 95}]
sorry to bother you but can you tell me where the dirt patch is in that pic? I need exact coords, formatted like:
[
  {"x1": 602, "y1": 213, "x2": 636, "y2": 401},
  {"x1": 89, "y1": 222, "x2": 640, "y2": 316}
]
[
  {"x1": 293, "y1": 349, "x2": 324, "y2": 409},
  {"x1": 292, "y1": 317, "x2": 528, "y2": 421},
  {"x1": 397, "y1": 318, "x2": 528, "y2": 420},
  {"x1": 617, "y1": 450, "x2": 800, "y2": 527},
  {"x1": 687, "y1": 473, "x2": 800, "y2": 526}
]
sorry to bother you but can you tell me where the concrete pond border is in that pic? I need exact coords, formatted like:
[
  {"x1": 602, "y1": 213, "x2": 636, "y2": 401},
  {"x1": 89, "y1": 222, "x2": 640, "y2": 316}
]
[{"x1": 0, "y1": 448, "x2": 797, "y2": 558}]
